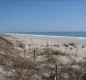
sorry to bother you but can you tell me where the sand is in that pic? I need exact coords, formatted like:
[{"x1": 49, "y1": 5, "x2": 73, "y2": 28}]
[
  {"x1": 4, "y1": 33, "x2": 86, "y2": 58},
  {"x1": 0, "y1": 33, "x2": 86, "y2": 79}
]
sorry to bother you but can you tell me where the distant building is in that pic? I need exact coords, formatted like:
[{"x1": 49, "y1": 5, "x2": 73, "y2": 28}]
[{"x1": 0, "y1": 36, "x2": 12, "y2": 47}]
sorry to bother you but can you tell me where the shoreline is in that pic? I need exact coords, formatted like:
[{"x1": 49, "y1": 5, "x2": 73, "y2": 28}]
[
  {"x1": 3, "y1": 33, "x2": 86, "y2": 40},
  {"x1": 1, "y1": 33, "x2": 86, "y2": 57}
]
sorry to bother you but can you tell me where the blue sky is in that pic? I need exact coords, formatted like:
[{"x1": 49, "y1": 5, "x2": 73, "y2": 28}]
[{"x1": 0, "y1": 0, "x2": 86, "y2": 32}]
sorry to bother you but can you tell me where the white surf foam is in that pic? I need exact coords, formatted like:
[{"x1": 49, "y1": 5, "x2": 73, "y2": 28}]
[{"x1": 3, "y1": 33, "x2": 86, "y2": 40}]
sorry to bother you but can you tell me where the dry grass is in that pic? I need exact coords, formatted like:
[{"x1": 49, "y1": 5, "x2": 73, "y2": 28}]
[
  {"x1": 0, "y1": 42, "x2": 86, "y2": 80},
  {"x1": 63, "y1": 43, "x2": 69, "y2": 47},
  {"x1": 0, "y1": 45, "x2": 57, "y2": 80},
  {"x1": 69, "y1": 42, "x2": 76, "y2": 48},
  {"x1": 57, "y1": 60, "x2": 86, "y2": 80},
  {"x1": 82, "y1": 45, "x2": 85, "y2": 48},
  {"x1": 0, "y1": 34, "x2": 12, "y2": 38},
  {"x1": 0, "y1": 46, "x2": 40, "y2": 80}
]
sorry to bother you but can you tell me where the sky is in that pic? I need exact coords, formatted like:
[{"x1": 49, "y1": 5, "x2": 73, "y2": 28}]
[{"x1": 0, "y1": 0, "x2": 86, "y2": 32}]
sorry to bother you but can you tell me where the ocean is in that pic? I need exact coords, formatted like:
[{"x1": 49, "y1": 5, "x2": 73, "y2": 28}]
[{"x1": 16, "y1": 32, "x2": 86, "y2": 37}]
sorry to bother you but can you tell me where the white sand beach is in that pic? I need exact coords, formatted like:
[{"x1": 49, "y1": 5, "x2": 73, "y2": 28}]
[
  {"x1": 7, "y1": 33, "x2": 86, "y2": 57},
  {"x1": 0, "y1": 33, "x2": 86, "y2": 80}
]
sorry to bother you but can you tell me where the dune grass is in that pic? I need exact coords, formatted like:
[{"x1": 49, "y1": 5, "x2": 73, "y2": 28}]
[{"x1": 0, "y1": 42, "x2": 86, "y2": 80}]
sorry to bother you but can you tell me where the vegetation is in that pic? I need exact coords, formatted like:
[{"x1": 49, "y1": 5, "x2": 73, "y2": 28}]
[{"x1": 0, "y1": 37, "x2": 86, "y2": 80}]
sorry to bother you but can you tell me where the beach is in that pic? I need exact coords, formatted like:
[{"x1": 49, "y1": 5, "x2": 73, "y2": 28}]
[
  {"x1": 0, "y1": 33, "x2": 86, "y2": 80},
  {"x1": 5, "y1": 33, "x2": 86, "y2": 57}
]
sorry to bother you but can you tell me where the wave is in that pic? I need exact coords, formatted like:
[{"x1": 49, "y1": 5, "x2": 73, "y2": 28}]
[{"x1": 4, "y1": 33, "x2": 86, "y2": 40}]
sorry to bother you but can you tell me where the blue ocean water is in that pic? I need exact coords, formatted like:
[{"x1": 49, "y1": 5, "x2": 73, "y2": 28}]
[{"x1": 16, "y1": 32, "x2": 86, "y2": 37}]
